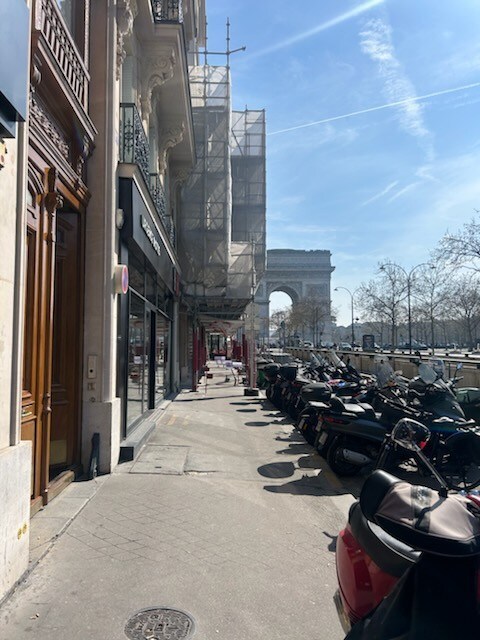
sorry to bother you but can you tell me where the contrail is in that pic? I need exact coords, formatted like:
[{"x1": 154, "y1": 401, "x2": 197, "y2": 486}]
[
  {"x1": 249, "y1": 0, "x2": 385, "y2": 59},
  {"x1": 268, "y1": 81, "x2": 480, "y2": 136}
]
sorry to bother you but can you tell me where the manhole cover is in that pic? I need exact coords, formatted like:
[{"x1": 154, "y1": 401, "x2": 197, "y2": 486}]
[{"x1": 125, "y1": 607, "x2": 196, "y2": 640}]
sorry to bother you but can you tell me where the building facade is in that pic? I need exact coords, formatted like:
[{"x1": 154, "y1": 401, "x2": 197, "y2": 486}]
[
  {"x1": 0, "y1": 0, "x2": 265, "y2": 603},
  {"x1": 0, "y1": 0, "x2": 32, "y2": 602}
]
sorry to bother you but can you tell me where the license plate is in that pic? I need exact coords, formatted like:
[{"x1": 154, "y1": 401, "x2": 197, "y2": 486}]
[{"x1": 318, "y1": 431, "x2": 328, "y2": 445}]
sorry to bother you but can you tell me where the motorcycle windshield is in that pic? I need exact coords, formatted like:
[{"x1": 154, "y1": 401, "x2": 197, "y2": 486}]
[
  {"x1": 428, "y1": 357, "x2": 445, "y2": 379},
  {"x1": 375, "y1": 362, "x2": 395, "y2": 388},
  {"x1": 418, "y1": 363, "x2": 437, "y2": 384}
]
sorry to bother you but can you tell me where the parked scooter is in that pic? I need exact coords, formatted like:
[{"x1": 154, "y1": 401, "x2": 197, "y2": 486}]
[
  {"x1": 320, "y1": 361, "x2": 480, "y2": 487},
  {"x1": 335, "y1": 418, "x2": 480, "y2": 639}
]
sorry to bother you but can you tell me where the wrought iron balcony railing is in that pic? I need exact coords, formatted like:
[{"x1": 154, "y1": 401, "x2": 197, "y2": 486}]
[
  {"x1": 120, "y1": 104, "x2": 172, "y2": 230},
  {"x1": 151, "y1": 0, "x2": 183, "y2": 23},
  {"x1": 120, "y1": 103, "x2": 150, "y2": 187},
  {"x1": 33, "y1": 0, "x2": 89, "y2": 111},
  {"x1": 149, "y1": 173, "x2": 167, "y2": 220}
]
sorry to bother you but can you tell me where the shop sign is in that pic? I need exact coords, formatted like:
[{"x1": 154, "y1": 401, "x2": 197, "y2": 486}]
[{"x1": 141, "y1": 215, "x2": 161, "y2": 256}]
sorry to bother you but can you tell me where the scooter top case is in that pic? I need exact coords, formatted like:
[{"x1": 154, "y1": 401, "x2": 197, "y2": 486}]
[
  {"x1": 300, "y1": 382, "x2": 332, "y2": 403},
  {"x1": 278, "y1": 363, "x2": 298, "y2": 382},
  {"x1": 263, "y1": 363, "x2": 280, "y2": 382}
]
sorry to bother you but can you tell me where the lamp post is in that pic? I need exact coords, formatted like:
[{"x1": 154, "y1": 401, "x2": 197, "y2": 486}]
[
  {"x1": 380, "y1": 262, "x2": 432, "y2": 354},
  {"x1": 334, "y1": 286, "x2": 355, "y2": 347}
]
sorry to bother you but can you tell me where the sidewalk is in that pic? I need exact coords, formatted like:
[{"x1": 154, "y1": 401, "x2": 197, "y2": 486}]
[{"x1": 0, "y1": 363, "x2": 354, "y2": 640}]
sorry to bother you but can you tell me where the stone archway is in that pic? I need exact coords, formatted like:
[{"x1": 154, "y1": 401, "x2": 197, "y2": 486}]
[{"x1": 255, "y1": 249, "x2": 335, "y2": 344}]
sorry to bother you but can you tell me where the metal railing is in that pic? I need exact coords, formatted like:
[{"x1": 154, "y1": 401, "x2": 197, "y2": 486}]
[
  {"x1": 149, "y1": 173, "x2": 167, "y2": 220},
  {"x1": 151, "y1": 0, "x2": 183, "y2": 23},
  {"x1": 120, "y1": 103, "x2": 150, "y2": 187},
  {"x1": 33, "y1": 0, "x2": 89, "y2": 111},
  {"x1": 120, "y1": 104, "x2": 173, "y2": 231}
]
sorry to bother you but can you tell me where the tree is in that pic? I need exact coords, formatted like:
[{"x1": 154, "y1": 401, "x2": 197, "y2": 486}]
[
  {"x1": 437, "y1": 215, "x2": 480, "y2": 271},
  {"x1": 447, "y1": 274, "x2": 480, "y2": 349},
  {"x1": 357, "y1": 263, "x2": 408, "y2": 348},
  {"x1": 270, "y1": 308, "x2": 290, "y2": 345},
  {"x1": 412, "y1": 263, "x2": 452, "y2": 352},
  {"x1": 290, "y1": 295, "x2": 330, "y2": 345}
]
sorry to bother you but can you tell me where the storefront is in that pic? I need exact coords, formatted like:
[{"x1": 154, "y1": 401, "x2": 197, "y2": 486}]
[{"x1": 118, "y1": 177, "x2": 177, "y2": 437}]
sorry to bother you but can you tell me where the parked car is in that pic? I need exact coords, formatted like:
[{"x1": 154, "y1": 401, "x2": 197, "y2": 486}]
[
  {"x1": 338, "y1": 342, "x2": 352, "y2": 351},
  {"x1": 302, "y1": 341, "x2": 314, "y2": 349}
]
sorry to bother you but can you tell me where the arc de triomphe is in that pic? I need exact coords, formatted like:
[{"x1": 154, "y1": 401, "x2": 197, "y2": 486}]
[{"x1": 255, "y1": 249, "x2": 335, "y2": 344}]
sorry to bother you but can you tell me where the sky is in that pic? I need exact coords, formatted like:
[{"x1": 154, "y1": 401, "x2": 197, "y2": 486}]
[{"x1": 207, "y1": 0, "x2": 480, "y2": 325}]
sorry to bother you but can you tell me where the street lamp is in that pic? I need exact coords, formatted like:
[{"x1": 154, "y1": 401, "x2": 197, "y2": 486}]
[
  {"x1": 380, "y1": 262, "x2": 433, "y2": 354},
  {"x1": 334, "y1": 286, "x2": 355, "y2": 347}
]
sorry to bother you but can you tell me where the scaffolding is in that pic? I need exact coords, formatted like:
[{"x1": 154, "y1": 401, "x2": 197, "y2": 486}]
[
  {"x1": 179, "y1": 64, "x2": 266, "y2": 319},
  {"x1": 231, "y1": 109, "x2": 266, "y2": 283}
]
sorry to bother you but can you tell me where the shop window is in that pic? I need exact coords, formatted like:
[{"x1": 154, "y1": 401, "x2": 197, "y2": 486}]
[
  {"x1": 145, "y1": 271, "x2": 157, "y2": 305},
  {"x1": 155, "y1": 314, "x2": 169, "y2": 405},
  {"x1": 129, "y1": 253, "x2": 144, "y2": 296},
  {"x1": 127, "y1": 293, "x2": 147, "y2": 429}
]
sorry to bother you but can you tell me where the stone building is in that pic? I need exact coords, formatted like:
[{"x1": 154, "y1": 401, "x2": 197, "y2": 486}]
[{"x1": 0, "y1": 0, "x2": 265, "y2": 602}]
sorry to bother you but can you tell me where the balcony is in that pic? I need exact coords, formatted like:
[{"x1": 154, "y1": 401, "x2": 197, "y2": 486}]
[
  {"x1": 151, "y1": 0, "x2": 183, "y2": 23},
  {"x1": 33, "y1": 0, "x2": 89, "y2": 112},
  {"x1": 120, "y1": 103, "x2": 171, "y2": 228},
  {"x1": 149, "y1": 173, "x2": 167, "y2": 221},
  {"x1": 120, "y1": 103, "x2": 150, "y2": 185}
]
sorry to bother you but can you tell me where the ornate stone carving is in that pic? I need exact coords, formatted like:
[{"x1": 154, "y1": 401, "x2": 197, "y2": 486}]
[
  {"x1": 158, "y1": 122, "x2": 185, "y2": 173},
  {"x1": 140, "y1": 50, "x2": 176, "y2": 120},
  {"x1": 30, "y1": 95, "x2": 70, "y2": 163},
  {"x1": 44, "y1": 167, "x2": 63, "y2": 218},
  {"x1": 116, "y1": 0, "x2": 138, "y2": 80},
  {"x1": 170, "y1": 163, "x2": 191, "y2": 188},
  {"x1": 76, "y1": 135, "x2": 93, "y2": 176}
]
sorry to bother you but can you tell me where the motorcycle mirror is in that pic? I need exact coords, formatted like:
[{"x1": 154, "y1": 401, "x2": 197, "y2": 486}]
[
  {"x1": 392, "y1": 418, "x2": 431, "y2": 451},
  {"x1": 418, "y1": 363, "x2": 437, "y2": 384},
  {"x1": 392, "y1": 418, "x2": 449, "y2": 494}
]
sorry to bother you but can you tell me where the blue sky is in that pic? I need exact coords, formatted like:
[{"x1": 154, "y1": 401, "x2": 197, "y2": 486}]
[{"x1": 207, "y1": 0, "x2": 480, "y2": 324}]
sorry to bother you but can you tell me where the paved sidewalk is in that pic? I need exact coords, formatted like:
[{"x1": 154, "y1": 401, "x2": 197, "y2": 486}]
[{"x1": 0, "y1": 363, "x2": 354, "y2": 640}]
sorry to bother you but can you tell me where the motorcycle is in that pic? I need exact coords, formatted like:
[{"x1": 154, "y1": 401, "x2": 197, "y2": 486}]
[
  {"x1": 334, "y1": 417, "x2": 480, "y2": 639},
  {"x1": 321, "y1": 361, "x2": 480, "y2": 488}
]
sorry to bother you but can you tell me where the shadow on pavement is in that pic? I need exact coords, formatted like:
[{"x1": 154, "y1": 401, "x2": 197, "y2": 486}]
[
  {"x1": 257, "y1": 461, "x2": 296, "y2": 478},
  {"x1": 297, "y1": 454, "x2": 322, "y2": 469},
  {"x1": 276, "y1": 443, "x2": 314, "y2": 455},
  {"x1": 323, "y1": 531, "x2": 337, "y2": 552},
  {"x1": 244, "y1": 421, "x2": 271, "y2": 427},
  {"x1": 263, "y1": 473, "x2": 342, "y2": 497},
  {"x1": 236, "y1": 408, "x2": 257, "y2": 413}
]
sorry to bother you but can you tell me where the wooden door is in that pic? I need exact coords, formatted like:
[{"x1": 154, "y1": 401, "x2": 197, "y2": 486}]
[
  {"x1": 49, "y1": 211, "x2": 82, "y2": 478},
  {"x1": 21, "y1": 221, "x2": 41, "y2": 502}
]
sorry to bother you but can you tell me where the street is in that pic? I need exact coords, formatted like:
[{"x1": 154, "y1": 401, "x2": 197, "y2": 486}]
[{"x1": 0, "y1": 363, "x2": 352, "y2": 640}]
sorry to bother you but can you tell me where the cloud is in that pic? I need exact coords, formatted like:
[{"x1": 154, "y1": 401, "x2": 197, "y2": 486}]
[
  {"x1": 267, "y1": 81, "x2": 480, "y2": 135},
  {"x1": 359, "y1": 18, "x2": 434, "y2": 159},
  {"x1": 361, "y1": 180, "x2": 399, "y2": 206},
  {"x1": 387, "y1": 182, "x2": 420, "y2": 203},
  {"x1": 248, "y1": 0, "x2": 385, "y2": 60}
]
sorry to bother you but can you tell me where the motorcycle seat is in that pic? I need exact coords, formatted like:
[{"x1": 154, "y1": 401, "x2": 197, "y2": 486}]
[
  {"x1": 349, "y1": 500, "x2": 420, "y2": 577},
  {"x1": 361, "y1": 470, "x2": 480, "y2": 557},
  {"x1": 308, "y1": 401, "x2": 329, "y2": 409}
]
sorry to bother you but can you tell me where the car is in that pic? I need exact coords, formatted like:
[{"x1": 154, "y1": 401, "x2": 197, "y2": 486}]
[
  {"x1": 339, "y1": 342, "x2": 352, "y2": 351},
  {"x1": 302, "y1": 341, "x2": 314, "y2": 349}
]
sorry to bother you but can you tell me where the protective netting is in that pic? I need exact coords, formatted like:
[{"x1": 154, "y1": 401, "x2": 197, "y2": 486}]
[{"x1": 178, "y1": 65, "x2": 266, "y2": 319}]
